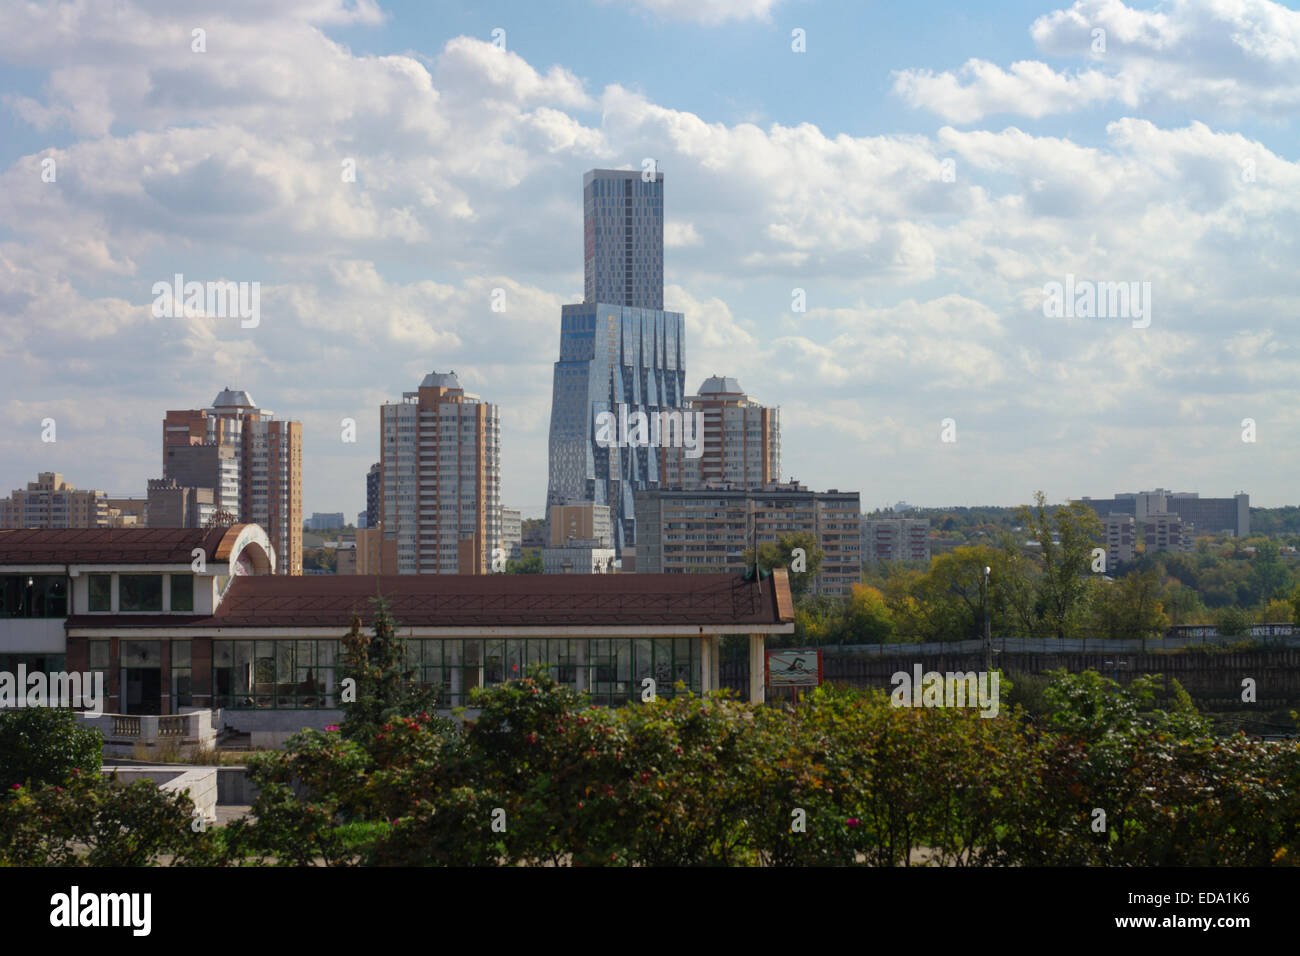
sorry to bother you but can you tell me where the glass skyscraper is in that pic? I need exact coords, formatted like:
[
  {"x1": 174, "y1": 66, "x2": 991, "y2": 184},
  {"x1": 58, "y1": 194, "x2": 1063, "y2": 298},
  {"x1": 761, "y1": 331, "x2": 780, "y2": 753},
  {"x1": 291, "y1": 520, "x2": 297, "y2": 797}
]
[{"x1": 547, "y1": 169, "x2": 685, "y2": 551}]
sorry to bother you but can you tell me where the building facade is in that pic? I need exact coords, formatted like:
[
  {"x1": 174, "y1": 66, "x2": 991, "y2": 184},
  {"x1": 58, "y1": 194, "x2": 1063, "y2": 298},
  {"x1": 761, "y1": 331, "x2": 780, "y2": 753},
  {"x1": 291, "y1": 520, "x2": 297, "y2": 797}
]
[
  {"x1": 862, "y1": 517, "x2": 932, "y2": 564},
  {"x1": 501, "y1": 507, "x2": 522, "y2": 561},
  {"x1": 1, "y1": 473, "x2": 109, "y2": 529},
  {"x1": 549, "y1": 501, "x2": 613, "y2": 549},
  {"x1": 635, "y1": 482, "x2": 862, "y2": 595},
  {"x1": 380, "y1": 372, "x2": 501, "y2": 575},
  {"x1": 542, "y1": 540, "x2": 617, "y2": 574},
  {"x1": 660, "y1": 376, "x2": 780, "y2": 490},
  {"x1": 164, "y1": 389, "x2": 302, "y2": 573},
  {"x1": 1, "y1": 527, "x2": 793, "y2": 734},
  {"x1": 306, "y1": 513, "x2": 345, "y2": 532},
  {"x1": 146, "y1": 478, "x2": 215, "y2": 529},
  {"x1": 547, "y1": 168, "x2": 687, "y2": 552},
  {"x1": 1077, "y1": 489, "x2": 1249, "y2": 537},
  {"x1": 1102, "y1": 513, "x2": 1136, "y2": 568},
  {"x1": 365, "y1": 461, "x2": 382, "y2": 531},
  {"x1": 583, "y1": 167, "x2": 664, "y2": 310}
]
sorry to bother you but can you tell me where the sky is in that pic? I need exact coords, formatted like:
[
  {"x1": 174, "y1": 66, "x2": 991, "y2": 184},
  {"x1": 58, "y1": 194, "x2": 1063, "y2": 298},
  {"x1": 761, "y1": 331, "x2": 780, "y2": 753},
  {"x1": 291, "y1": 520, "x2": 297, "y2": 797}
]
[{"x1": 0, "y1": 0, "x2": 1297, "y2": 519}]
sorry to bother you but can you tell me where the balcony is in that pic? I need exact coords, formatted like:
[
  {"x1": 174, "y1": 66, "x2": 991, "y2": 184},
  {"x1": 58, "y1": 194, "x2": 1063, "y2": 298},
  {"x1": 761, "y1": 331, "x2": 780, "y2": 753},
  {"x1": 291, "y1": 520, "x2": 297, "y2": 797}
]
[{"x1": 80, "y1": 708, "x2": 219, "y2": 756}]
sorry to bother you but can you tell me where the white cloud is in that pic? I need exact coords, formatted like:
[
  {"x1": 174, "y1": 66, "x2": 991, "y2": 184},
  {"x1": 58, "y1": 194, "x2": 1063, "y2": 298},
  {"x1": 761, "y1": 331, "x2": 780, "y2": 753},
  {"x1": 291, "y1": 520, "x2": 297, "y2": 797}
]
[{"x1": 894, "y1": 0, "x2": 1300, "y2": 122}]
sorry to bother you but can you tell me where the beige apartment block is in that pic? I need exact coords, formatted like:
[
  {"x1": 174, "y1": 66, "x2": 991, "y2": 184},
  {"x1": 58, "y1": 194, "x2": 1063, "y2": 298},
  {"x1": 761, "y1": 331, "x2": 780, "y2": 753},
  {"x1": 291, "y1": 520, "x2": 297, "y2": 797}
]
[
  {"x1": 0, "y1": 472, "x2": 109, "y2": 529},
  {"x1": 548, "y1": 501, "x2": 613, "y2": 548}
]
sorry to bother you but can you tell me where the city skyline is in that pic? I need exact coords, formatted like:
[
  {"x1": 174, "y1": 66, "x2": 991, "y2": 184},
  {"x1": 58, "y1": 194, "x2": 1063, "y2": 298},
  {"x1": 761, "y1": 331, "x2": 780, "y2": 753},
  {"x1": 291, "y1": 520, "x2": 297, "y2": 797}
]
[{"x1": 1, "y1": 1, "x2": 1298, "y2": 516}]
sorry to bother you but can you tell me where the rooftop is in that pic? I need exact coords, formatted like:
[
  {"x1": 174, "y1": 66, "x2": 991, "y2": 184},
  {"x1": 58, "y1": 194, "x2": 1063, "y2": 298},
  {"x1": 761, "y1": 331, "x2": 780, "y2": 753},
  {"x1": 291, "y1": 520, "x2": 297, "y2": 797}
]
[
  {"x1": 0, "y1": 525, "x2": 250, "y2": 567},
  {"x1": 66, "y1": 571, "x2": 794, "y2": 630}
]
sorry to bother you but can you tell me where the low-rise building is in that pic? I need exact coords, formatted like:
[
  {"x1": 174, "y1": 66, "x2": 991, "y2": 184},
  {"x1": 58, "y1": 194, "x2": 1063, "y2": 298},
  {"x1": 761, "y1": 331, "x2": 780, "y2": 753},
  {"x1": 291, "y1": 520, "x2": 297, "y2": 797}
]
[
  {"x1": 542, "y1": 539, "x2": 616, "y2": 574},
  {"x1": 0, "y1": 526, "x2": 794, "y2": 735}
]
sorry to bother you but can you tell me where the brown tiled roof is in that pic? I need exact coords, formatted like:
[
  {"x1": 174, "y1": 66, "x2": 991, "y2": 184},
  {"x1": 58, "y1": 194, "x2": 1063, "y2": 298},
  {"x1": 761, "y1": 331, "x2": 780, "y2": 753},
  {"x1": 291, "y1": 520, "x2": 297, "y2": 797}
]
[
  {"x1": 205, "y1": 573, "x2": 793, "y2": 629},
  {"x1": 0, "y1": 525, "x2": 241, "y2": 566}
]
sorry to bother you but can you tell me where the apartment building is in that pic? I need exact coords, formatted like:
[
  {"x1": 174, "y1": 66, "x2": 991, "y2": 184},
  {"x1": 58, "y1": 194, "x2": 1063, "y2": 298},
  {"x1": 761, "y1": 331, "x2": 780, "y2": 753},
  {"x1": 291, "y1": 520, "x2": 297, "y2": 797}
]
[
  {"x1": 146, "y1": 478, "x2": 215, "y2": 529},
  {"x1": 635, "y1": 482, "x2": 862, "y2": 595},
  {"x1": 862, "y1": 517, "x2": 932, "y2": 564},
  {"x1": 1102, "y1": 513, "x2": 1136, "y2": 568},
  {"x1": 659, "y1": 375, "x2": 779, "y2": 490},
  {"x1": 380, "y1": 371, "x2": 501, "y2": 574},
  {"x1": 549, "y1": 501, "x2": 613, "y2": 549},
  {"x1": 501, "y1": 507, "x2": 522, "y2": 561},
  {"x1": 163, "y1": 389, "x2": 302, "y2": 574},
  {"x1": 1141, "y1": 513, "x2": 1194, "y2": 555},
  {"x1": 0, "y1": 473, "x2": 108, "y2": 529}
]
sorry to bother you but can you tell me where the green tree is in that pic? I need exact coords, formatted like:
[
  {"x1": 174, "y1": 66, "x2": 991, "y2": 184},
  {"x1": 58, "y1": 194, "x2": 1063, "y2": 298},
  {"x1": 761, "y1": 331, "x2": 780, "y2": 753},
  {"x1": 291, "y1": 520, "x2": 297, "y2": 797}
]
[
  {"x1": 338, "y1": 596, "x2": 440, "y2": 747},
  {"x1": 1087, "y1": 568, "x2": 1170, "y2": 646},
  {"x1": 506, "y1": 551, "x2": 544, "y2": 574},
  {"x1": 0, "y1": 708, "x2": 103, "y2": 788},
  {"x1": 743, "y1": 531, "x2": 824, "y2": 597},
  {"x1": 1017, "y1": 491, "x2": 1104, "y2": 639}
]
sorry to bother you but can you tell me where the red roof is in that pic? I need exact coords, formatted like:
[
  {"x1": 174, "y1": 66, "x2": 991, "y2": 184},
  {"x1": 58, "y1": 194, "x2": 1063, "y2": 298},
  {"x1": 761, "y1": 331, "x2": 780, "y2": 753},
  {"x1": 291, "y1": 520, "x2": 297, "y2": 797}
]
[
  {"x1": 67, "y1": 572, "x2": 794, "y2": 630},
  {"x1": 0, "y1": 526, "x2": 240, "y2": 565}
]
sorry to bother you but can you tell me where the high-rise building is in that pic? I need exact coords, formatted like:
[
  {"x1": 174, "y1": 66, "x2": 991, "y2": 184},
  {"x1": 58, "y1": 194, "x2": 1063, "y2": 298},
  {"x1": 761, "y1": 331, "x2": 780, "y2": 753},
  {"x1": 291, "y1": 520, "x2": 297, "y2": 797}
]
[
  {"x1": 660, "y1": 376, "x2": 779, "y2": 489},
  {"x1": 584, "y1": 168, "x2": 664, "y2": 310},
  {"x1": 164, "y1": 389, "x2": 303, "y2": 574},
  {"x1": 365, "y1": 462, "x2": 381, "y2": 531},
  {"x1": 862, "y1": 517, "x2": 931, "y2": 564},
  {"x1": 380, "y1": 371, "x2": 501, "y2": 574},
  {"x1": 547, "y1": 168, "x2": 685, "y2": 551},
  {"x1": 0, "y1": 473, "x2": 108, "y2": 529},
  {"x1": 635, "y1": 482, "x2": 862, "y2": 596}
]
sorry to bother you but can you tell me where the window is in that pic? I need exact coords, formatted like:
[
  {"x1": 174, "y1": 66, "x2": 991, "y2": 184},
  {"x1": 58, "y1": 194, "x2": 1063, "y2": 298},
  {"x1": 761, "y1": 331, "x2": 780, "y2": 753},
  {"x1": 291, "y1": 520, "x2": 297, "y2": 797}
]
[
  {"x1": 170, "y1": 575, "x2": 194, "y2": 612},
  {"x1": 88, "y1": 575, "x2": 112, "y2": 612},
  {"x1": 0, "y1": 575, "x2": 67, "y2": 618},
  {"x1": 119, "y1": 575, "x2": 163, "y2": 612}
]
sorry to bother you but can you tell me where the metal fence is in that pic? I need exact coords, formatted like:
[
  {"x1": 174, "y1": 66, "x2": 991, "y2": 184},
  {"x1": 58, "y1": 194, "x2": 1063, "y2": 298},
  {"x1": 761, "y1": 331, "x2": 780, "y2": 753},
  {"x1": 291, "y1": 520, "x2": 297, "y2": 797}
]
[{"x1": 823, "y1": 632, "x2": 1300, "y2": 657}]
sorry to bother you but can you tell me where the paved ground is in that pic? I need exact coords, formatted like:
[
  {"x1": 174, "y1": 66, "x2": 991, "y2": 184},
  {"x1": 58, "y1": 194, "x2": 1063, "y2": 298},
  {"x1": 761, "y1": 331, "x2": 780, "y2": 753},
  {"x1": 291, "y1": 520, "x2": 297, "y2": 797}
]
[{"x1": 215, "y1": 805, "x2": 252, "y2": 825}]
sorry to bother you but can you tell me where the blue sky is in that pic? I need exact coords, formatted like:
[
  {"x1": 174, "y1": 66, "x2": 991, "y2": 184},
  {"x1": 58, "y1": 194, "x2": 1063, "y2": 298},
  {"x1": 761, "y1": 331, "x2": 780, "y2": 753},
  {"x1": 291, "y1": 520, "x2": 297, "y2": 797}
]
[{"x1": 1, "y1": 0, "x2": 1298, "y2": 519}]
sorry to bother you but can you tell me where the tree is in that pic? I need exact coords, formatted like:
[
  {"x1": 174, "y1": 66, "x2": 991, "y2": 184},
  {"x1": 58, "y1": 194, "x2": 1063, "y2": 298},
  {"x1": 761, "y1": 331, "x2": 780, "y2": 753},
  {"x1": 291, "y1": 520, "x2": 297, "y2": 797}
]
[
  {"x1": 338, "y1": 596, "x2": 440, "y2": 746},
  {"x1": 1016, "y1": 491, "x2": 1103, "y2": 640},
  {"x1": 742, "y1": 531, "x2": 824, "y2": 598},
  {"x1": 506, "y1": 551, "x2": 544, "y2": 574},
  {"x1": 1087, "y1": 568, "x2": 1169, "y2": 647},
  {"x1": 0, "y1": 707, "x2": 103, "y2": 788},
  {"x1": 840, "y1": 584, "x2": 895, "y2": 643}
]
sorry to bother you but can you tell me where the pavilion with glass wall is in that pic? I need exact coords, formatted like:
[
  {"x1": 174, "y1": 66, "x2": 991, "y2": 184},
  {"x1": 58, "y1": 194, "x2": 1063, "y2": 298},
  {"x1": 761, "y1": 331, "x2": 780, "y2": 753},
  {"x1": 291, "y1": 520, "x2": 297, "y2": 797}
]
[{"x1": 2, "y1": 526, "x2": 795, "y2": 739}]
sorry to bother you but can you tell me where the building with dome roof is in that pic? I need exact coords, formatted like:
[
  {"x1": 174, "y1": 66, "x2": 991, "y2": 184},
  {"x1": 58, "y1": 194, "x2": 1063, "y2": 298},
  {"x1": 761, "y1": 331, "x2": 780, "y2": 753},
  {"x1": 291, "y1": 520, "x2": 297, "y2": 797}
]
[
  {"x1": 660, "y1": 375, "x2": 780, "y2": 490},
  {"x1": 161, "y1": 388, "x2": 302, "y2": 574},
  {"x1": 378, "y1": 371, "x2": 501, "y2": 575}
]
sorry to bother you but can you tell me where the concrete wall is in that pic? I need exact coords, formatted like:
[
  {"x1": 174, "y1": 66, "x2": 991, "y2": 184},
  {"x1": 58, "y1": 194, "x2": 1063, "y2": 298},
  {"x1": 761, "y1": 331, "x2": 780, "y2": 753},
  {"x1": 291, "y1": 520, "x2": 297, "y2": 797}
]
[{"x1": 105, "y1": 766, "x2": 217, "y2": 823}]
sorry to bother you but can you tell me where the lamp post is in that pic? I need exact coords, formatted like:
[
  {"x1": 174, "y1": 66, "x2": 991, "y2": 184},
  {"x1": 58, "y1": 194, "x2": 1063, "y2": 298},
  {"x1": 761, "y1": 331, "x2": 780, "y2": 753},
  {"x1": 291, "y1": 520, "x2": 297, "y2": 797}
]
[{"x1": 982, "y1": 565, "x2": 992, "y2": 672}]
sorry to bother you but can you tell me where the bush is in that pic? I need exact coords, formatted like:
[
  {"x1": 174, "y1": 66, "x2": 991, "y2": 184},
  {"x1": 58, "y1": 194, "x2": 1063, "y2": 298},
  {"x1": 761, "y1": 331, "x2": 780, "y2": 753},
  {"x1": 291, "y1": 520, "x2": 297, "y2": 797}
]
[{"x1": 0, "y1": 707, "x2": 102, "y2": 788}]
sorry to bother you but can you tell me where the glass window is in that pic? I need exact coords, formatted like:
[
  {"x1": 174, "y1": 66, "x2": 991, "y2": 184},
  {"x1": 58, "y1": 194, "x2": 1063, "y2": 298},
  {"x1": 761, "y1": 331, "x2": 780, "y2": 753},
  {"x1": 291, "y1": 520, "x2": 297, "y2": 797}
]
[
  {"x1": 170, "y1": 575, "x2": 194, "y2": 612},
  {"x1": 88, "y1": 575, "x2": 112, "y2": 612},
  {"x1": 119, "y1": 575, "x2": 162, "y2": 612},
  {"x1": 88, "y1": 640, "x2": 110, "y2": 670}
]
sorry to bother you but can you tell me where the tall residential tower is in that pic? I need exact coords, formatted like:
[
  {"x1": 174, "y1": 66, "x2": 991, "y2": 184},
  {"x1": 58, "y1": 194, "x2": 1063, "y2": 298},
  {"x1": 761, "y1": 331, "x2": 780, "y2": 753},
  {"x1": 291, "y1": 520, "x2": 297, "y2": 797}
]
[
  {"x1": 380, "y1": 371, "x2": 501, "y2": 574},
  {"x1": 547, "y1": 168, "x2": 685, "y2": 550}
]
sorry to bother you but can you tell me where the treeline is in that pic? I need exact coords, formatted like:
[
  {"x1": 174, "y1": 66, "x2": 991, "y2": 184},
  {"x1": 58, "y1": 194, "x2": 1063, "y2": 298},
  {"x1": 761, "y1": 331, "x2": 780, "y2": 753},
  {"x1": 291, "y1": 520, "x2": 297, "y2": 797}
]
[
  {"x1": 5, "y1": 667, "x2": 1297, "y2": 866},
  {"x1": 789, "y1": 493, "x2": 1300, "y2": 647}
]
